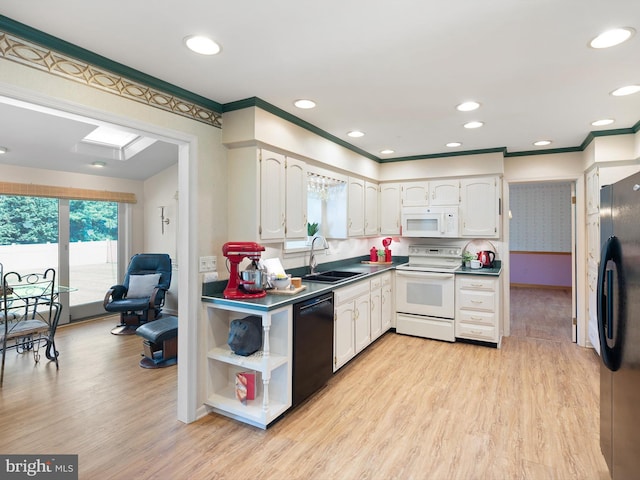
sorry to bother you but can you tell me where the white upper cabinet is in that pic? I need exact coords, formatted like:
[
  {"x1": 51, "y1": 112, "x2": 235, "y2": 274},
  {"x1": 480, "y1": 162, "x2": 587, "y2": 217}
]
[
  {"x1": 364, "y1": 181, "x2": 379, "y2": 236},
  {"x1": 401, "y1": 181, "x2": 429, "y2": 207},
  {"x1": 239, "y1": 148, "x2": 309, "y2": 242},
  {"x1": 285, "y1": 156, "x2": 307, "y2": 239},
  {"x1": 379, "y1": 183, "x2": 401, "y2": 235},
  {"x1": 430, "y1": 179, "x2": 460, "y2": 206},
  {"x1": 460, "y1": 176, "x2": 501, "y2": 238},
  {"x1": 348, "y1": 177, "x2": 366, "y2": 236},
  {"x1": 260, "y1": 150, "x2": 287, "y2": 240}
]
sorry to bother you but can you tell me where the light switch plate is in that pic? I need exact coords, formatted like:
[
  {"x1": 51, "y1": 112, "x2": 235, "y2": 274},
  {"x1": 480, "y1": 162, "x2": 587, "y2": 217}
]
[{"x1": 199, "y1": 255, "x2": 217, "y2": 272}]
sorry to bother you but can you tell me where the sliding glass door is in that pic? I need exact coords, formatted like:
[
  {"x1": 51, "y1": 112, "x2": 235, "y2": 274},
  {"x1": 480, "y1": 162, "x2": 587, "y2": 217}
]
[{"x1": 0, "y1": 195, "x2": 120, "y2": 322}]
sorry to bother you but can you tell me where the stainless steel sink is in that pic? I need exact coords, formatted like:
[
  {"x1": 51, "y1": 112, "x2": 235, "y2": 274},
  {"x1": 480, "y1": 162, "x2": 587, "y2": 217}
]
[{"x1": 302, "y1": 270, "x2": 364, "y2": 283}]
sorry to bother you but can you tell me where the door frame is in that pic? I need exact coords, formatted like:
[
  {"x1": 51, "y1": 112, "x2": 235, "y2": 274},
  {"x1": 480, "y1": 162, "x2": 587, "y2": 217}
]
[
  {"x1": 505, "y1": 178, "x2": 582, "y2": 344},
  {"x1": 0, "y1": 84, "x2": 200, "y2": 424}
]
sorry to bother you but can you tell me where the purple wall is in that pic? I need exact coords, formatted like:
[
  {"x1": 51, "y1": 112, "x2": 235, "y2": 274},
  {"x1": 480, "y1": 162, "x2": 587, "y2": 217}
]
[{"x1": 510, "y1": 252, "x2": 572, "y2": 287}]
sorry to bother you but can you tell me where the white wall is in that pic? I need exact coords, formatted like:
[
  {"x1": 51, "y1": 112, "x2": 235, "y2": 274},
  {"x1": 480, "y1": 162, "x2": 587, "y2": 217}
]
[{"x1": 144, "y1": 163, "x2": 179, "y2": 313}]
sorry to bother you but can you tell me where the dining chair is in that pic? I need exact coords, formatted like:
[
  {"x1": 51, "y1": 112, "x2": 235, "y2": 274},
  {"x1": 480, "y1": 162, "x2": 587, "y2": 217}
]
[{"x1": 1, "y1": 267, "x2": 60, "y2": 387}]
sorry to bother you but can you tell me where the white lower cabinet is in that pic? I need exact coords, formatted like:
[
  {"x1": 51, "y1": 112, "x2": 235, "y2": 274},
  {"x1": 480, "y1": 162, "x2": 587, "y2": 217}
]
[
  {"x1": 334, "y1": 280, "x2": 370, "y2": 372},
  {"x1": 371, "y1": 272, "x2": 393, "y2": 341},
  {"x1": 334, "y1": 273, "x2": 394, "y2": 371},
  {"x1": 203, "y1": 303, "x2": 292, "y2": 429},
  {"x1": 455, "y1": 275, "x2": 501, "y2": 345},
  {"x1": 381, "y1": 273, "x2": 393, "y2": 331}
]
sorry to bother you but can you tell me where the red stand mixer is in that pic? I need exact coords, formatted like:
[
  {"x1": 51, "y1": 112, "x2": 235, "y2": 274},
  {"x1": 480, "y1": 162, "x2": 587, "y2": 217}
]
[{"x1": 223, "y1": 241, "x2": 267, "y2": 299}]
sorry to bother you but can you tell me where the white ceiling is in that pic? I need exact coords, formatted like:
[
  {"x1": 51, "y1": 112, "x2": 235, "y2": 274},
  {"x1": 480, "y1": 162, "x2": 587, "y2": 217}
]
[{"x1": 1, "y1": 0, "x2": 640, "y2": 179}]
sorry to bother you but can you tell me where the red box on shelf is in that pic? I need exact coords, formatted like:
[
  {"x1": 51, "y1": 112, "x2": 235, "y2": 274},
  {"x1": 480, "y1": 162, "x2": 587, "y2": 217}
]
[{"x1": 235, "y1": 371, "x2": 256, "y2": 405}]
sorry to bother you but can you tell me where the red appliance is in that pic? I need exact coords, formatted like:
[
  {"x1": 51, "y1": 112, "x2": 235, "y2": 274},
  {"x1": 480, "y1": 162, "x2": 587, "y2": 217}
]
[
  {"x1": 382, "y1": 237, "x2": 393, "y2": 262},
  {"x1": 223, "y1": 241, "x2": 267, "y2": 299},
  {"x1": 477, "y1": 250, "x2": 495, "y2": 268}
]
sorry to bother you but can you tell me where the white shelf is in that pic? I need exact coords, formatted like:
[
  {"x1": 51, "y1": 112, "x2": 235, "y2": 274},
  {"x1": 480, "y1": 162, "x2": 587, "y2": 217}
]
[
  {"x1": 207, "y1": 345, "x2": 288, "y2": 373},
  {"x1": 204, "y1": 387, "x2": 289, "y2": 428}
]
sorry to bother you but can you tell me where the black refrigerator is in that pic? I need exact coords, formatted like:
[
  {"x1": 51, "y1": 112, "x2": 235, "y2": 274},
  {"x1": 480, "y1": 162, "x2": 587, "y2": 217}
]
[{"x1": 597, "y1": 170, "x2": 640, "y2": 479}]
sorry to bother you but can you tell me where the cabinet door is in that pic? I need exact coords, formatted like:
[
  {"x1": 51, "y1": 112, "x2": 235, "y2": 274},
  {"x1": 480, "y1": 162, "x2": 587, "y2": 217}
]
[
  {"x1": 285, "y1": 156, "x2": 307, "y2": 239},
  {"x1": 348, "y1": 177, "x2": 365, "y2": 236},
  {"x1": 586, "y1": 168, "x2": 599, "y2": 215},
  {"x1": 379, "y1": 183, "x2": 401, "y2": 235},
  {"x1": 381, "y1": 278, "x2": 393, "y2": 331},
  {"x1": 370, "y1": 286, "x2": 382, "y2": 341},
  {"x1": 334, "y1": 302, "x2": 355, "y2": 371},
  {"x1": 354, "y1": 293, "x2": 371, "y2": 353},
  {"x1": 587, "y1": 214, "x2": 600, "y2": 262},
  {"x1": 260, "y1": 150, "x2": 286, "y2": 240},
  {"x1": 365, "y1": 181, "x2": 379, "y2": 236},
  {"x1": 430, "y1": 179, "x2": 460, "y2": 206},
  {"x1": 402, "y1": 181, "x2": 429, "y2": 207},
  {"x1": 460, "y1": 176, "x2": 500, "y2": 237}
]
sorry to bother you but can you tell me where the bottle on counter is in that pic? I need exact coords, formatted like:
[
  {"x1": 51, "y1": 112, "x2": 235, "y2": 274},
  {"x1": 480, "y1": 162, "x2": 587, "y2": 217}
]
[{"x1": 370, "y1": 246, "x2": 378, "y2": 262}]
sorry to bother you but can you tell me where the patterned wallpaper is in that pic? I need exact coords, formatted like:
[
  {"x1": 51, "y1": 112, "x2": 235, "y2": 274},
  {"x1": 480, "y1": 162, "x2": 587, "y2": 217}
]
[{"x1": 509, "y1": 182, "x2": 572, "y2": 252}]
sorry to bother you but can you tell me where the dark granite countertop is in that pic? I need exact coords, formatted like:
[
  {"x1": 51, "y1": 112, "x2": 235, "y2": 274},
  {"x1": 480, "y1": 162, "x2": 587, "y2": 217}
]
[
  {"x1": 201, "y1": 257, "x2": 407, "y2": 312},
  {"x1": 456, "y1": 260, "x2": 502, "y2": 276}
]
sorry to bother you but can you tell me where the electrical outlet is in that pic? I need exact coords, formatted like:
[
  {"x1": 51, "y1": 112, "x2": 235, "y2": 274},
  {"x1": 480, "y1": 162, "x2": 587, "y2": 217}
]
[{"x1": 199, "y1": 256, "x2": 217, "y2": 272}]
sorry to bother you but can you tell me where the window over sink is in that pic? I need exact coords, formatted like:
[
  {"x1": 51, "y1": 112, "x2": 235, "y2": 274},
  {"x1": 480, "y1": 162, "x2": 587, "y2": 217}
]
[{"x1": 284, "y1": 171, "x2": 346, "y2": 252}]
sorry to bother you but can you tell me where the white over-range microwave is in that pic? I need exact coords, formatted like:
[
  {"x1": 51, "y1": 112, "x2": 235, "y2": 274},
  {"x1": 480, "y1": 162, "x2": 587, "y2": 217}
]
[{"x1": 401, "y1": 206, "x2": 459, "y2": 238}]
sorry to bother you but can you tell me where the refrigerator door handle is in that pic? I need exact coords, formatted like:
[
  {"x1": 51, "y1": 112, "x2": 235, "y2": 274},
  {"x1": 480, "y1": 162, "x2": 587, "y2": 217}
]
[
  {"x1": 606, "y1": 269, "x2": 614, "y2": 340},
  {"x1": 597, "y1": 235, "x2": 624, "y2": 372}
]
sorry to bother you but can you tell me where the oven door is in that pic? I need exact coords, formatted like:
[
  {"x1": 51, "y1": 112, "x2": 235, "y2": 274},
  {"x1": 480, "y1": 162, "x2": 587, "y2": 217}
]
[{"x1": 395, "y1": 269, "x2": 455, "y2": 319}]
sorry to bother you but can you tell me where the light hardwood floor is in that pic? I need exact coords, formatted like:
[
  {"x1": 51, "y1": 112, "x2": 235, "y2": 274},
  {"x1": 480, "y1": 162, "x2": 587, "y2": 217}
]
[{"x1": 0, "y1": 289, "x2": 610, "y2": 479}]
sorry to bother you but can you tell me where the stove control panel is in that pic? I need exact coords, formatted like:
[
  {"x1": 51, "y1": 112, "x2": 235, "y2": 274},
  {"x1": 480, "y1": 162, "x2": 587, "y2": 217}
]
[{"x1": 408, "y1": 245, "x2": 462, "y2": 258}]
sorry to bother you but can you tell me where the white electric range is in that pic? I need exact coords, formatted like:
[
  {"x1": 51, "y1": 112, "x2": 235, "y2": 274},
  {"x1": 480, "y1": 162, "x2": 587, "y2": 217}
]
[{"x1": 395, "y1": 245, "x2": 462, "y2": 342}]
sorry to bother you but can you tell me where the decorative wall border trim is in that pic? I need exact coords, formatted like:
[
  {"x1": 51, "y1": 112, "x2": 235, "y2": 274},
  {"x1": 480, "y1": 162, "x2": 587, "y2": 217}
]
[{"x1": 0, "y1": 24, "x2": 222, "y2": 128}]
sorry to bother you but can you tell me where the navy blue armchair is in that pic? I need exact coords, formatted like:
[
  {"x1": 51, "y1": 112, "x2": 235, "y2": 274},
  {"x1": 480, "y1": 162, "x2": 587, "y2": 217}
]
[{"x1": 104, "y1": 253, "x2": 172, "y2": 335}]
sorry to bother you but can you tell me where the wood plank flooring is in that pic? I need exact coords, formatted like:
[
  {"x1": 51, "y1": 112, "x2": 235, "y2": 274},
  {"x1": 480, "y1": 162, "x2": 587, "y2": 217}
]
[{"x1": 0, "y1": 289, "x2": 610, "y2": 479}]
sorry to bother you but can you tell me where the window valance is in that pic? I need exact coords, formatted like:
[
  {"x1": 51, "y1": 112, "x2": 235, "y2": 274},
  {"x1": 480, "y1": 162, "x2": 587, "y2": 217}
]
[{"x1": 0, "y1": 182, "x2": 137, "y2": 203}]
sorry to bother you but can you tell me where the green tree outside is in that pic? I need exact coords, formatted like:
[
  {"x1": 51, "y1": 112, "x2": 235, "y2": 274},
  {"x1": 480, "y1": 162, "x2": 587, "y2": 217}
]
[{"x1": 0, "y1": 196, "x2": 117, "y2": 245}]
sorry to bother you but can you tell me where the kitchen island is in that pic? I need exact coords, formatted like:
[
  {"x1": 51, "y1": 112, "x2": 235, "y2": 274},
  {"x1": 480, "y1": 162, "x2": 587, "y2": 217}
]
[{"x1": 201, "y1": 260, "x2": 403, "y2": 428}]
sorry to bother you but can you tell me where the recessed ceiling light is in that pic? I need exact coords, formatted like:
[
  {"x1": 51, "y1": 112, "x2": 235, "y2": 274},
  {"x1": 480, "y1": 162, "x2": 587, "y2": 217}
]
[
  {"x1": 589, "y1": 27, "x2": 635, "y2": 49},
  {"x1": 294, "y1": 99, "x2": 316, "y2": 109},
  {"x1": 347, "y1": 130, "x2": 365, "y2": 138},
  {"x1": 533, "y1": 140, "x2": 552, "y2": 146},
  {"x1": 446, "y1": 142, "x2": 462, "y2": 148},
  {"x1": 92, "y1": 161, "x2": 106, "y2": 168},
  {"x1": 380, "y1": 149, "x2": 395, "y2": 155},
  {"x1": 611, "y1": 85, "x2": 640, "y2": 96},
  {"x1": 184, "y1": 35, "x2": 221, "y2": 55},
  {"x1": 0, "y1": 146, "x2": 8, "y2": 154},
  {"x1": 456, "y1": 101, "x2": 480, "y2": 112},
  {"x1": 463, "y1": 121, "x2": 484, "y2": 129},
  {"x1": 591, "y1": 118, "x2": 615, "y2": 127}
]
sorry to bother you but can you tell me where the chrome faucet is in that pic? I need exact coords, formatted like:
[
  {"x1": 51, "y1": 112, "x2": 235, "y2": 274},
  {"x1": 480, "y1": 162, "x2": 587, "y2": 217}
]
[{"x1": 309, "y1": 236, "x2": 323, "y2": 274}]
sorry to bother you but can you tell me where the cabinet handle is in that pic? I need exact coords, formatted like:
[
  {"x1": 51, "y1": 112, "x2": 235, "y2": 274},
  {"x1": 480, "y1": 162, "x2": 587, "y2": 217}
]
[
  {"x1": 471, "y1": 300, "x2": 483, "y2": 304},
  {"x1": 470, "y1": 316, "x2": 483, "y2": 320}
]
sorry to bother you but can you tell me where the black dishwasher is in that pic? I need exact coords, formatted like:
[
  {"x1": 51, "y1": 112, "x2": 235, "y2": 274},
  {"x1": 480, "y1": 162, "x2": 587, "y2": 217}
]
[{"x1": 292, "y1": 292, "x2": 334, "y2": 407}]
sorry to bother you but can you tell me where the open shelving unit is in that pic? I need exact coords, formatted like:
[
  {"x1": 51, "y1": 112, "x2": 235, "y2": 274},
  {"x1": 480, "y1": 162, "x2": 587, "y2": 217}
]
[{"x1": 203, "y1": 302, "x2": 292, "y2": 429}]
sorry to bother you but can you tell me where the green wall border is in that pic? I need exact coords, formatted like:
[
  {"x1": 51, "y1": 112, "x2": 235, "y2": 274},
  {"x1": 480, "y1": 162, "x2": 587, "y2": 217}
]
[{"x1": 0, "y1": 15, "x2": 222, "y2": 113}]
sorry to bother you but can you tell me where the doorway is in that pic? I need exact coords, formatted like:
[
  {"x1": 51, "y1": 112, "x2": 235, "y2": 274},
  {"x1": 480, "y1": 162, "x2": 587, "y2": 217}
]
[{"x1": 508, "y1": 181, "x2": 576, "y2": 342}]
